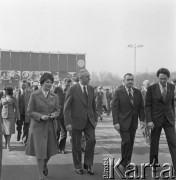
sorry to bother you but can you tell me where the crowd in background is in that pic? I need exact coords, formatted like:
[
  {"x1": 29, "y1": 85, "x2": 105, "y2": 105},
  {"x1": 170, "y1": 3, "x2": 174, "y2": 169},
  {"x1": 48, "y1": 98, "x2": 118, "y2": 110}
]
[{"x1": 0, "y1": 69, "x2": 175, "y2": 179}]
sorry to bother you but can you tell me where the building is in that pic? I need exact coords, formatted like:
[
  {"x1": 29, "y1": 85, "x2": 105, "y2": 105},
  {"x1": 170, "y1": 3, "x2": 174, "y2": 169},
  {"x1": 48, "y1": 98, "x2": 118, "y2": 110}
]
[{"x1": 0, "y1": 50, "x2": 86, "y2": 88}]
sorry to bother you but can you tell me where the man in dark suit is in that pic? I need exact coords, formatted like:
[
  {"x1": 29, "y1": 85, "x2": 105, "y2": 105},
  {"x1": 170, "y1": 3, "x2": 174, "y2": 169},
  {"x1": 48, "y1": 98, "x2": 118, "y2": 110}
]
[
  {"x1": 145, "y1": 68, "x2": 176, "y2": 174},
  {"x1": 14, "y1": 80, "x2": 33, "y2": 144},
  {"x1": 112, "y1": 73, "x2": 145, "y2": 172},
  {"x1": 54, "y1": 77, "x2": 71, "y2": 154},
  {"x1": 64, "y1": 69, "x2": 97, "y2": 175}
]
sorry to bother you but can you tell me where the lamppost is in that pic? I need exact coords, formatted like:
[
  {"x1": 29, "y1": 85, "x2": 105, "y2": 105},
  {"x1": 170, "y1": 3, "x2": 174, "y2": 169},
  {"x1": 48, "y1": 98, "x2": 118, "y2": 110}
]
[{"x1": 128, "y1": 44, "x2": 143, "y2": 76}]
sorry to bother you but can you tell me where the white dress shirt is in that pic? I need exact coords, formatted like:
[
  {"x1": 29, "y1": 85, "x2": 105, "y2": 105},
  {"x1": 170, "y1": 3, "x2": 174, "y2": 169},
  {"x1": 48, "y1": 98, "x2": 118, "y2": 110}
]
[
  {"x1": 158, "y1": 82, "x2": 167, "y2": 94},
  {"x1": 79, "y1": 82, "x2": 88, "y2": 94}
]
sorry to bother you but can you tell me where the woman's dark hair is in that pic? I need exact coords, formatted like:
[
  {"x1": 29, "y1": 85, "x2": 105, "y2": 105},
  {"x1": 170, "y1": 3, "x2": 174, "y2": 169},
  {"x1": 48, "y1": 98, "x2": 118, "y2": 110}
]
[
  {"x1": 40, "y1": 73, "x2": 54, "y2": 85},
  {"x1": 156, "y1": 68, "x2": 170, "y2": 78},
  {"x1": 4, "y1": 86, "x2": 13, "y2": 96}
]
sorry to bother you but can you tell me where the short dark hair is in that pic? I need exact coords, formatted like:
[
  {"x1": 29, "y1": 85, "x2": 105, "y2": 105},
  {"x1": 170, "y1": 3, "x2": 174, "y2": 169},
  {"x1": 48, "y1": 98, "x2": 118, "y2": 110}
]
[
  {"x1": 40, "y1": 73, "x2": 54, "y2": 85},
  {"x1": 156, "y1": 68, "x2": 170, "y2": 78},
  {"x1": 4, "y1": 86, "x2": 13, "y2": 96},
  {"x1": 123, "y1": 73, "x2": 134, "y2": 78}
]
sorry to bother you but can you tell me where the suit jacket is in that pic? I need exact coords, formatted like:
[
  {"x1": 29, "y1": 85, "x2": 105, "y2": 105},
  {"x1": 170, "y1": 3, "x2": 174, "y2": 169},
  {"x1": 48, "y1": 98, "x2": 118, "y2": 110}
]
[
  {"x1": 14, "y1": 88, "x2": 33, "y2": 123},
  {"x1": 0, "y1": 96, "x2": 20, "y2": 120},
  {"x1": 145, "y1": 82, "x2": 175, "y2": 127},
  {"x1": 54, "y1": 87, "x2": 65, "y2": 118},
  {"x1": 112, "y1": 86, "x2": 145, "y2": 131},
  {"x1": 64, "y1": 83, "x2": 97, "y2": 130}
]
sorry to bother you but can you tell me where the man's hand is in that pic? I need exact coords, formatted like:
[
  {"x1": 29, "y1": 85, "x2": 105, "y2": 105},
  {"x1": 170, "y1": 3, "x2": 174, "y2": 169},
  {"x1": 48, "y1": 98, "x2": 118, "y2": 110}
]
[
  {"x1": 140, "y1": 121, "x2": 145, "y2": 129},
  {"x1": 147, "y1": 122, "x2": 154, "y2": 130},
  {"x1": 114, "y1": 123, "x2": 120, "y2": 133},
  {"x1": 66, "y1": 124, "x2": 72, "y2": 131},
  {"x1": 41, "y1": 115, "x2": 50, "y2": 121}
]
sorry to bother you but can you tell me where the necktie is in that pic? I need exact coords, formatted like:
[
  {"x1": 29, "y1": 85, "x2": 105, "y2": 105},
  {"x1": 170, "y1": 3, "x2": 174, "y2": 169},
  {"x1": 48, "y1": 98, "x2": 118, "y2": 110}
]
[
  {"x1": 128, "y1": 89, "x2": 133, "y2": 104},
  {"x1": 161, "y1": 85, "x2": 167, "y2": 101},
  {"x1": 83, "y1": 86, "x2": 88, "y2": 101}
]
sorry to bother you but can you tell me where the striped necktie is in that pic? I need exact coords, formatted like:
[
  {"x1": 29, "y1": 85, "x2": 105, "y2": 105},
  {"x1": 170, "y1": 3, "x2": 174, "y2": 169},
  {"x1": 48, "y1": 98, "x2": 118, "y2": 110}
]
[
  {"x1": 161, "y1": 85, "x2": 167, "y2": 101},
  {"x1": 128, "y1": 88, "x2": 133, "y2": 104}
]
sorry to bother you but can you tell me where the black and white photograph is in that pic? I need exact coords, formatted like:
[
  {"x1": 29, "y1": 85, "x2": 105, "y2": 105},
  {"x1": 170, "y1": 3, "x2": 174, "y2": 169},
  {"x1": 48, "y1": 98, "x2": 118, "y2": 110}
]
[{"x1": 0, "y1": 0, "x2": 176, "y2": 179}]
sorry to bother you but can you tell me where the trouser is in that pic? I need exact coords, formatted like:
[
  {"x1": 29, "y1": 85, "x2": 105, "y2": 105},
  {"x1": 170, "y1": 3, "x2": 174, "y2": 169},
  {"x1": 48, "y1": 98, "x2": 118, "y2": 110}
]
[
  {"x1": 150, "y1": 118, "x2": 176, "y2": 171},
  {"x1": 71, "y1": 120, "x2": 96, "y2": 169},
  {"x1": 120, "y1": 123, "x2": 136, "y2": 167},
  {"x1": 107, "y1": 101, "x2": 111, "y2": 114},
  {"x1": 16, "y1": 113, "x2": 29, "y2": 142},
  {"x1": 16, "y1": 113, "x2": 25, "y2": 133},
  {"x1": 57, "y1": 116, "x2": 67, "y2": 151}
]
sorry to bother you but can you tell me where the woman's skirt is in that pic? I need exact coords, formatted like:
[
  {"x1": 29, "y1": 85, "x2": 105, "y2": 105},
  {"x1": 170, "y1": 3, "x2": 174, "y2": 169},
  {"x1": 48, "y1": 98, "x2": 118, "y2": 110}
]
[{"x1": 2, "y1": 118, "x2": 16, "y2": 135}]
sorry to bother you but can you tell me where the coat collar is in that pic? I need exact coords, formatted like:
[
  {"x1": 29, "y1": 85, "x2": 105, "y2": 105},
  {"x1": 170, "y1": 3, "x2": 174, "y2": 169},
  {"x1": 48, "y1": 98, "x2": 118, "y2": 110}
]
[{"x1": 36, "y1": 89, "x2": 55, "y2": 103}]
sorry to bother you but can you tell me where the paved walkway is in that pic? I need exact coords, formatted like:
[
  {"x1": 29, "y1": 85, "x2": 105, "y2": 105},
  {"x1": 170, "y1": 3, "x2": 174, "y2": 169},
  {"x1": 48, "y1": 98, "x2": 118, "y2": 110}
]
[{"x1": 1, "y1": 115, "x2": 174, "y2": 180}]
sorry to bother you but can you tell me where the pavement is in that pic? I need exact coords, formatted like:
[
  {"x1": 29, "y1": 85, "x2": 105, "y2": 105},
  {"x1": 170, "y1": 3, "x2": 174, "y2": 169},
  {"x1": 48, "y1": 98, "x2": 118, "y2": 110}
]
[{"x1": 1, "y1": 115, "x2": 175, "y2": 180}]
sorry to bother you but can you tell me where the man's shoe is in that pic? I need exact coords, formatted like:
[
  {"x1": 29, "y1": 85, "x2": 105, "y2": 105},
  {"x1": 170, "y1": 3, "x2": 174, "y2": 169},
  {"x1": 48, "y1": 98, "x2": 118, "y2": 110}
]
[
  {"x1": 43, "y1": 166, "x2": 48, "y2": 176},
  {"x1": 61, "y1": 150, "x2": 66, "y2": 154},
  {"x1": 84, "y1": 164, "x2": 94, "y2": 175},
  {"x1": 75, "y1": 168, "x2": 84, "y2": 174}
]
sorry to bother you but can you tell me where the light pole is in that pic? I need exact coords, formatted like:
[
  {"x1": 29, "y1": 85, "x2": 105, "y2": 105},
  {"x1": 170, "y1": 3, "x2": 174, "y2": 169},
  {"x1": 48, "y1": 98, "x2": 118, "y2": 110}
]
[{"x1": 128, "y1": 44, "x2": 143, "y2": 76}]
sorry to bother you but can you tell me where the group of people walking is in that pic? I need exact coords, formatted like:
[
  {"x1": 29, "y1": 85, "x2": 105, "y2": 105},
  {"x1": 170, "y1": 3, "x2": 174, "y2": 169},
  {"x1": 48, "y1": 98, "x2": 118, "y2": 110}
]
[
  {"x1": 0, "y1": 67, "x2": 176, "y2": 180},
  {"x1": 112, "y1": 68, "x2": 176, "y2": 177}
]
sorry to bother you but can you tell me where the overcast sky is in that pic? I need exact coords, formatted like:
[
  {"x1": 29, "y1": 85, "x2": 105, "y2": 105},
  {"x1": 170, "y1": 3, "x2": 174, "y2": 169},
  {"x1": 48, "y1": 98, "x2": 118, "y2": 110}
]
[{"x1": 0, "y1": 0, "x2": 176, "y2": 77}]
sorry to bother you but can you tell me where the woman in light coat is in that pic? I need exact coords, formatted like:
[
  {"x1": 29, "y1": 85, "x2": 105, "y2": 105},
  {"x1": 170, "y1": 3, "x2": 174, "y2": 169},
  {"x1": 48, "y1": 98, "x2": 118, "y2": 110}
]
[
  {"x1": 26, "y1": 73, "x2": 60, "y2": 180},
  {"x1": 0, "y1": 87, "x2": 20, "y2": 151}
]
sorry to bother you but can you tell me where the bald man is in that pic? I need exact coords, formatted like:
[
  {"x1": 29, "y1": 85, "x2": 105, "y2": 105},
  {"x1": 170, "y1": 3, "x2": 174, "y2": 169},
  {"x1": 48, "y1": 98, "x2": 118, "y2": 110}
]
[{"x1": 64, "y1": 69, "x2": 97, "y2": 175}]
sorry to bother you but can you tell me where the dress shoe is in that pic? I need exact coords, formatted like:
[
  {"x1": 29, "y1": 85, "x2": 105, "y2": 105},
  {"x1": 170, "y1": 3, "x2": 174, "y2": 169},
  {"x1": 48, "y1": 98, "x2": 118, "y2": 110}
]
[
  {"x1": 84, "y1": 164, "x2": 94, "y2": 175},
  {"x1": 75, "y1": 168, "x2": 84, "y2": 174},
  {"x1": 61, "y1": 150, "x2": 66, "y2": 154},
  {"x1": 43, "y1": 166, "x2": 48, "y2": 176}
]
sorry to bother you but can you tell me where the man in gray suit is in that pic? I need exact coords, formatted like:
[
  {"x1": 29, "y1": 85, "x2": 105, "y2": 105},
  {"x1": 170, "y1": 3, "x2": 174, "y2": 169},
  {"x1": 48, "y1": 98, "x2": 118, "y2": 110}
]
[{"x1": 64, "y1": 69, "x2": 97, "y2": 175}]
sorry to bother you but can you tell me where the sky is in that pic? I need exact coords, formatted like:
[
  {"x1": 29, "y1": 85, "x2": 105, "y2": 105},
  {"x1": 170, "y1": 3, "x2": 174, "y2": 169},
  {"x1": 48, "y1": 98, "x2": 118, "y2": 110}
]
[{"x1": 0, "y1": 0, "x2": 176, "y2": 77}]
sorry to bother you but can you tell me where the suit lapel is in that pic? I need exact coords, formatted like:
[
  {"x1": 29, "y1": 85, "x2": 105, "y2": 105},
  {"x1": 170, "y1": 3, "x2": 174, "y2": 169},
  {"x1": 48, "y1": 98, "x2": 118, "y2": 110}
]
[
  {"x1": 75, "y1": 84, "x2": 87, "y2": 107},
  {"x1": 165, "y1": 82, "x2": 171, "y2": 103},
  {"x1": 38, "y1": 89, "x2": 48, "y2": 103},
  {"x1": 47, "y1": 91, "x2": 55, "y2": 102},
  {"x1": 87, "y1": 85, "x2": 92, "y2": 107}
]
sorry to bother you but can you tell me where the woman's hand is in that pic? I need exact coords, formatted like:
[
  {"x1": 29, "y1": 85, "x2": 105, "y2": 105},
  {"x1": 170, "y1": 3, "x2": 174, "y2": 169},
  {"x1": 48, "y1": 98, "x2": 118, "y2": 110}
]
[
  {"x1": 50, "y1": 113, "x2": 56, "y2": 119},
  {"x1": 40, "y1": 115, "x2": 50, "y2": 121}
]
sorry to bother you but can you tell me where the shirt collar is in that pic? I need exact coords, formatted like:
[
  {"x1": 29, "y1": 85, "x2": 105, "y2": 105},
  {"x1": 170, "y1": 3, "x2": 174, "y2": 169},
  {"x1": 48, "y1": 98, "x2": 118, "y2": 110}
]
[
  {"x1": 79, "y1": 82, "x2": 87, "y2": 92},
  {"x1": 158, "y1": 82, "x2": 167, "y2": 89},
  {"x1": 125, "y1": 86, "x2": 133, "y2": 93},
  {"x1": 41, "y1": 89, "x2": 49, "y2": 97}
]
